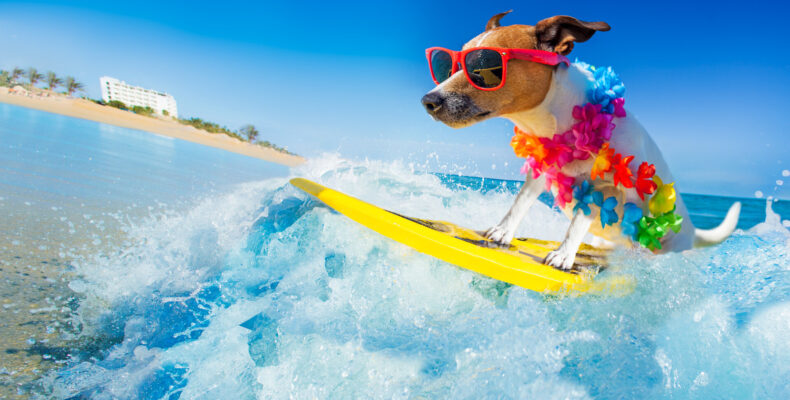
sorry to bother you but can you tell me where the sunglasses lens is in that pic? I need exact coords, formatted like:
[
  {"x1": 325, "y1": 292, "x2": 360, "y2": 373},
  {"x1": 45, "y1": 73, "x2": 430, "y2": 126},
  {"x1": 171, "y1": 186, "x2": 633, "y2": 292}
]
[
  {"x1": 464, "y1": 49, "x2": 503, "y2": 88},
  {"x1": 430, "y1": 49, "x2": 453, "y2": 84}
]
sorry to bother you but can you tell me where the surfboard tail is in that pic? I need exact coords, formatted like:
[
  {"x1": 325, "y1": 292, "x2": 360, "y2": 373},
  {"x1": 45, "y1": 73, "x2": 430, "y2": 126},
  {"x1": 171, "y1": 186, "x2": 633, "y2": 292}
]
[{"x1": 693, "y1": 201, "x2": 741, "y2": 247}]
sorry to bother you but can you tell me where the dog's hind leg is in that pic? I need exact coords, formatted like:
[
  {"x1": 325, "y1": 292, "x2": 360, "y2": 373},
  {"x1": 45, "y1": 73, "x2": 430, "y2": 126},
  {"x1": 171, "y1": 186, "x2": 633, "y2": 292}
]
[
  {"x1": 545, "y1": 209, "x2": 594, "y2": 270},
  {"x1": 484, "y1": 174, "x2": 546, "y2": 245}
]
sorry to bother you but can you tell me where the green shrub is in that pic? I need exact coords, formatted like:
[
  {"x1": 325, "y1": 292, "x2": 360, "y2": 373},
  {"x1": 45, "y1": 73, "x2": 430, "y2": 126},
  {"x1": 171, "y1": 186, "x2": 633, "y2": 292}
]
[
  {"x1": 0, "y1": 71, "x2": 10, "y2": 87},
  {"x1": 131, "y1": 105, "x2": 154, "y2": 116},
  {"x1": 238, "y1": 124, "x2": 259, "y2": 141},
  {"x1": 256, "y1": 140, "x2": 296, "y2": 155},
  {"x1": 107, "y1": 100, "x2": 128, "y2": 110},
  {"x1": 176, "y1": 117, "x2": 291, "y2": 150}
]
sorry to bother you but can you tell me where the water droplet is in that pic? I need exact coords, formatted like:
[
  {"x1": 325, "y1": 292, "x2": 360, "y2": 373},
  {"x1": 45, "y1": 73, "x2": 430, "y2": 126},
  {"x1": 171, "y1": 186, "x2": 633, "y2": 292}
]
[
  {"x1": 783, "y1": 169, "x2": 790, "y2": 177},
  {"x1": 693, "y1": 371, "x2": 710, "y2": 387},
  {"x1": 754, "y1": 190, "x2": 764, "y2": 198}
]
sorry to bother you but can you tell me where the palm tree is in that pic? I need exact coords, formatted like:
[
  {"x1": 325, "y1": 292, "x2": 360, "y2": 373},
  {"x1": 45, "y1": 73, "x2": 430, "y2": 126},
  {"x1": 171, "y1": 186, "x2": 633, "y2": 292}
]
[
  {"x1": 45, "y1": 71, "x2": 62, "y2": 91},
  {"x1": 26, "y1": 67, "x2": 43, "y2": 87},
  {"x1": 0, "y1": 70, "x2": 10, "y2": 87},
  {"x1": 238, "y1": 124, "x2": 259, "y2": 142},
  {"x1": 64, "y1": 76, "x2": 84, "y2": 96},
  {"x1": 11, "y1": 67, "x2": 24, "y2": 84}
]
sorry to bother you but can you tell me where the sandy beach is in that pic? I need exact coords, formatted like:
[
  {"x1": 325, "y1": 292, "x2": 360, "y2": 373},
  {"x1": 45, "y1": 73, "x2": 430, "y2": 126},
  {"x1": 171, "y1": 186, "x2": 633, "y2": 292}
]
[{"x1": 0, "y1": 87, "x2": 305, "y2": 167}]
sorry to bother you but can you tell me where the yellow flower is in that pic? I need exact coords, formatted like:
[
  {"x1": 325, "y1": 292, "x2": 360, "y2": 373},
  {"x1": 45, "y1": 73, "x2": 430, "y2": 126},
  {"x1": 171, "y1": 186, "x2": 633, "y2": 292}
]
[
  {"x1": 649, "y1": 176, "x2": 676, "y2": 215},
  {"x1": 590, "y1": 143, "x2": 614, "y2": 180}
]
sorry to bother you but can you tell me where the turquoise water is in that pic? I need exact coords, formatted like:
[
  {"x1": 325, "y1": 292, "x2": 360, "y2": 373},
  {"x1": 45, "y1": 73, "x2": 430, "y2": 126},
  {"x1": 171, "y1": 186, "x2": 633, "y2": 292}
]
[
  {"x1": 2, "y1": 105, "x2": 789, "y2": 398},
  {"x1": 0, "y1": 103, "x2": 288, "y2": 209},
  {"x1": 435, "y1": 173, "x2": 790, "y2": 231}
]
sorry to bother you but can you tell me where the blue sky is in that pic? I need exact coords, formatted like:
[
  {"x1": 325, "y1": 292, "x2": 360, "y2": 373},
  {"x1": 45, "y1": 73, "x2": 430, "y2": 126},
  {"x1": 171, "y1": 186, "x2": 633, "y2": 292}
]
[{"x1": 1, "y1": 0, "x2": 788, "y2": 199}]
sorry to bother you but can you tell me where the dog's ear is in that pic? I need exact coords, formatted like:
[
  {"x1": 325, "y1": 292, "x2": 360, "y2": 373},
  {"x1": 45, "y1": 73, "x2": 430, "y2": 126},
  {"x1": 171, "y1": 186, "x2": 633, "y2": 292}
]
[
  {"x1": 485, "y1": 10, "x2": 512, "y2": 31},
  {"x1": 535, "y1": 16, "x2": 610, "y2": 55}
]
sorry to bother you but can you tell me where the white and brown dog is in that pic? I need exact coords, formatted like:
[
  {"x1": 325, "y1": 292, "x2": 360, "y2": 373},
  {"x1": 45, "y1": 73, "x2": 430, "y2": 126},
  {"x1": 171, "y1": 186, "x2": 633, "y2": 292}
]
[{"x1": 421, "y1": 12, "x2": 741, "y2": 269}]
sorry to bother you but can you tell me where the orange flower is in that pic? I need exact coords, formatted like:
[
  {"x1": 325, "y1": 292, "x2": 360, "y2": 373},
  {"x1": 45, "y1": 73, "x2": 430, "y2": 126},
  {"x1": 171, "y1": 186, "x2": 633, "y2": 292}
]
[
  {"x1": 612, "y1": 153, "x2": 635, "y2": 188},
  {"x1": 590, "y1": 142, "x2": 615, "y2": 180},
  {"x1": 511, "y1": 128, "x2": 548, "y2": 164}
]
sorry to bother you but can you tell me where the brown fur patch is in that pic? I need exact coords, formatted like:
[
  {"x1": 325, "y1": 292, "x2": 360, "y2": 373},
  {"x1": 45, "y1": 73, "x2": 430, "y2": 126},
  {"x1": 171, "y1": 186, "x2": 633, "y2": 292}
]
[{"x1": 440, "y1": 24, "x2": 554, "y2": 118}]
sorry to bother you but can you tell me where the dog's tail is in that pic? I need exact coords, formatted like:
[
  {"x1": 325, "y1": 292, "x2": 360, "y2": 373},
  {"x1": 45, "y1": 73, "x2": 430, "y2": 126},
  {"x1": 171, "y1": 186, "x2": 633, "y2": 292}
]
[{"x1": 693, "y1": 202, "x2": 741, "y2": 247}]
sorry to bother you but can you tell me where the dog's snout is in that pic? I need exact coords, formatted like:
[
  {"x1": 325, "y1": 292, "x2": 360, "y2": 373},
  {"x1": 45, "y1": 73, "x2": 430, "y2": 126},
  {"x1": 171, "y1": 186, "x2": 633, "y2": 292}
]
[
  {"x1": 421, "y1": 90, "x2": 489, "y2": 127},
  {"x1": 421, "y1": 92, "x2": 444, "y2": 114}
]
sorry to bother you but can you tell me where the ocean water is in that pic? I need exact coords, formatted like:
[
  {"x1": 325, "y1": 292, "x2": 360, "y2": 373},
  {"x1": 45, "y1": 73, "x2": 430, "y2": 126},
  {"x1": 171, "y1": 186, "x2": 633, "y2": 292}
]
[
  {"x1": 34, "y1": 155, "x2": 789, "y2": 399},
  {"x1": 0, "y1": 103, "x2": 288, "y2": 398},
  {"x1": 435, "y1": 173, "x2": 790, "y2": 231},
  {"x1": 0, "y1": 103, "x2": 288, "y2": 209},
  {"x1": 2, "y1": 104, "x2": 789, "y2": 399}
]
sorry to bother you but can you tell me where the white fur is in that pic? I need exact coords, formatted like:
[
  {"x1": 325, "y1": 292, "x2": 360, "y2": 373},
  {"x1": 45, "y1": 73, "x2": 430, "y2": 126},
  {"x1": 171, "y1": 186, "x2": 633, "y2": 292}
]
[
  {"x1": 544, "y1": 210, "x2": 594, "y2": 270},
  {"x1": 484, "y1": 173, "x2": 545, "y2": 244},
  {"x1": 470, "y1": 31, "x2": 494, "y2": 47},
  {"x1": 485, "y1": 64, "x2": 739, "y2": 269},
  {"x1": 694, "y1": 202, "x2": 741, "y2": 246}
]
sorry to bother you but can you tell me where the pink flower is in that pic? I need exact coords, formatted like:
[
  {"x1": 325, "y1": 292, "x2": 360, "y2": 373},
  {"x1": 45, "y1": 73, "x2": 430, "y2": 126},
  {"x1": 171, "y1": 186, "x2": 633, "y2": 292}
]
[
  {"x1": 569, "y1": 103, "x2": 615, "y2": 154},
  {"x1": 516, "y1": 100, "x2": 621, "y2": 186},
  {"x1": 542, "y1": 136, "x2": 575, "y2": 168},
  {"x1": 521, "y1": 157, "x2": 543, "y2": 178},
  {"x1": 559, "y1": 130, "x2": 591, "y2": 160},
  {"x1": 543, "y1": 166, "x2": 576, "y2": 208},
  {"x1": 612, "y1": 98, "x2": 626, "y2": 118},
  {"x1": 572, "y1": 103, "x2": 599, "y2": 121}
]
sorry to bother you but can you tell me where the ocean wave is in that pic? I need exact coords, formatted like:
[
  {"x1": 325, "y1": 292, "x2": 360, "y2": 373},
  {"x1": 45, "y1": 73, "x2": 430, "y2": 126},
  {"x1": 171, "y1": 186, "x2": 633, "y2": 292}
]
[{"x1": 41, "y1": 154, "x2": 790, "y2": 399}]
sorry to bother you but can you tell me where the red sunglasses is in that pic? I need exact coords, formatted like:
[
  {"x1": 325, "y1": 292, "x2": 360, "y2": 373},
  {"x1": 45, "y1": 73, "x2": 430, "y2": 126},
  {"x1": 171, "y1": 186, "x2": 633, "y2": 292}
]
[{"x1": 425, "y1": 46, "x2": 570, "y2": 91}]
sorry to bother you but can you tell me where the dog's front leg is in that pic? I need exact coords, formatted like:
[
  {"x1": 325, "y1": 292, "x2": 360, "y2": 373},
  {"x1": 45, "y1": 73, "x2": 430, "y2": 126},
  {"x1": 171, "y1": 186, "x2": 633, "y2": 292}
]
[
  {"x1": 544, "y1": 210, "x2": 594, "y2": 270},
  {"x1": 484, "y1": 174, "x2": 545, "y2": 245}
]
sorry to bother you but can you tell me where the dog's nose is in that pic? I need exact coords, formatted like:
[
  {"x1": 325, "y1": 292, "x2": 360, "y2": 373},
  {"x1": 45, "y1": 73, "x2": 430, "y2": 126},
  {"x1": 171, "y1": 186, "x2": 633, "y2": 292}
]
[{"x1": 421, "y1": 92, "x2": 444, "y2": 114}]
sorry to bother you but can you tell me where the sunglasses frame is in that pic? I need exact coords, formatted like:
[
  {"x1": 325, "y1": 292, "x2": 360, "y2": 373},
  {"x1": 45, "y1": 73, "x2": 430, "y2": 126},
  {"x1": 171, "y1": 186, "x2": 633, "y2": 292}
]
[{"x1": 425, "y1": 46, "x2": 570, "y2": 91}]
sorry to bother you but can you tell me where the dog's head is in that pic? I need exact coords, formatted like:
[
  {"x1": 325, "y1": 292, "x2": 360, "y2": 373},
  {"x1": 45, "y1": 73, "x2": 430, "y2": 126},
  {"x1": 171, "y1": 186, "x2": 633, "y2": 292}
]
[{"x1": 421, "y1": 12, "x2": 609, "y2": 128}]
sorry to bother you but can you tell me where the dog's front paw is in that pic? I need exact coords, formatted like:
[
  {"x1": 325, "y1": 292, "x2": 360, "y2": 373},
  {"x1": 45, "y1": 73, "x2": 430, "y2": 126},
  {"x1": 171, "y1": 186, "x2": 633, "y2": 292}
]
[
  {"x1": 544, "y1": 247, "x2": 576, "y2": 270},
  {"x1": 484, "y1": 225, "x2": 514, "y2": 246}
]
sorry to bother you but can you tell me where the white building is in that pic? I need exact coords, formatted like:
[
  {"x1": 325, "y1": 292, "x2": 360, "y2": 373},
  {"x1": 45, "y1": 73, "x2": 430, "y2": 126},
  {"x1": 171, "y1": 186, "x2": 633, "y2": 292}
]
[{"x1": 100, "y1": 76, "x2": 178, "y2": 118}]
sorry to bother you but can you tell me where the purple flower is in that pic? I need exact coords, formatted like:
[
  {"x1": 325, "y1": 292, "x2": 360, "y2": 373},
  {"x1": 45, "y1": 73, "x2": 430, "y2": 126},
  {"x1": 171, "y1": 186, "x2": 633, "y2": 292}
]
[{"x1": 569, "y1": 104, "x2": 615, "y2": 154}]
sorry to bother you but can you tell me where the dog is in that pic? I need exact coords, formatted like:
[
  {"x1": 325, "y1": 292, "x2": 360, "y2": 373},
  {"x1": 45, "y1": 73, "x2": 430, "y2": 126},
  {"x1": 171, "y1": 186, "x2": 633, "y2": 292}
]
[{"x1": 421, "y1": 12, "x2": 741, "y2": 269}]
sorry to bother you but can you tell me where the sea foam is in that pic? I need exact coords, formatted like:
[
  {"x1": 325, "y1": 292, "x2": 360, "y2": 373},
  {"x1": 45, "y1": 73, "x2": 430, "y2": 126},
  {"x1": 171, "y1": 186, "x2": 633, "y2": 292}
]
[{"x1": 40, "y1": 154, "x2": 790, "y2": 399}]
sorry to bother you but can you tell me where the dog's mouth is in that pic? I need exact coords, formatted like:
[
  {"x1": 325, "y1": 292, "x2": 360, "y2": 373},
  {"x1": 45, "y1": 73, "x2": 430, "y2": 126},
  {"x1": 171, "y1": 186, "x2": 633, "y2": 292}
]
[
  {"x1": 444, "y1": 109, "x2": 493, "y2": 128},
  {"x1": 443, "y1": 109, "x2": 494, "y2": 128},
  {"x1": 421, "y1": 91, "x2": 494, "y2": 128}
]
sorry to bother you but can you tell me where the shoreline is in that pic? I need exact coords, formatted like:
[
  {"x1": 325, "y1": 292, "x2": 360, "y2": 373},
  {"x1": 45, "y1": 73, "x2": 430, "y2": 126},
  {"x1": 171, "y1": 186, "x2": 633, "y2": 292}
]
[{"x1": 0, "y1": 88, "x2": 305, "y2": 167}]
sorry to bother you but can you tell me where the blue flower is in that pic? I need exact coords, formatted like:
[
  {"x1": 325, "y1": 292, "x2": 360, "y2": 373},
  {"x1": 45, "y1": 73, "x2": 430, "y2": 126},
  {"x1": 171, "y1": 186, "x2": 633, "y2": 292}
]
[
  {"x1": 572, "y1": 180, "x2": 596, "y2": 215},
  {"x1": 621, "y1": 202, "x2": 643, "y2": 240},
  {"x1": 573, "y1": 59, "x2": 595, "y2": 74},
  {"x1": 588, "y1": 67, "x2": 625, "y2": 114},
  {"x1": 592, "y1": 191, "x2": 619, "y2": 228}
]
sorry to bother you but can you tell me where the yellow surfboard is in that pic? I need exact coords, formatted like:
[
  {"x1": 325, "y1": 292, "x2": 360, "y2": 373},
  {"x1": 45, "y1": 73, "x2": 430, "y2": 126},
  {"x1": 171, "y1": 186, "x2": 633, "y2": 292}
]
[{"x1": 290, "y1": 178, "x2": 631, "y2": 295}]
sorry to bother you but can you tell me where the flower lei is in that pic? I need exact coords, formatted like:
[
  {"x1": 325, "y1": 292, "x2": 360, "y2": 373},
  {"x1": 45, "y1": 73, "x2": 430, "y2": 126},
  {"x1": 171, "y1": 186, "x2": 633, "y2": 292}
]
[{"x1": 510, "y1": 62, "x2": 682, "y2": 251}]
